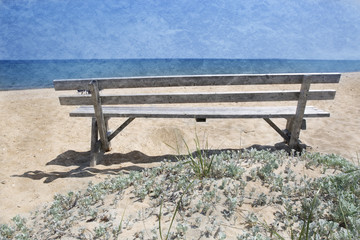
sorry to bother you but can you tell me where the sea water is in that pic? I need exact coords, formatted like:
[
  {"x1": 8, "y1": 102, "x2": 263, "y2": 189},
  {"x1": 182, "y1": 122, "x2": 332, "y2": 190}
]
[{"x1": 1, "y1": 59, "x2": 360, "y2": 90}]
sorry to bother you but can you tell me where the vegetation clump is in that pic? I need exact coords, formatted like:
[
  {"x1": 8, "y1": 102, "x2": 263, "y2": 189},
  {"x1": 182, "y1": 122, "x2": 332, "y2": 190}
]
[{"x1": 0, "y1": 149, "x2": 359, "y2": 239}]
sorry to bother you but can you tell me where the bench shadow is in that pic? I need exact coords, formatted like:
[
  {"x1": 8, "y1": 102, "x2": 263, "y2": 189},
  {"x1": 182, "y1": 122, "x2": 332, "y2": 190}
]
[
  {"x1": 12, "y1": 141, "x2": 299, "y2": 183},
  {"x1": 12, "y1": 150, "x2": 179, "y2": 183}
]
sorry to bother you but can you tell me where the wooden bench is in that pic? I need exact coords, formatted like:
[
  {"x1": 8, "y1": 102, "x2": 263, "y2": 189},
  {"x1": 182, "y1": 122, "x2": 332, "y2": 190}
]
[{"x1": 54, "y1": 73, "x2": 340, "y2": 166}]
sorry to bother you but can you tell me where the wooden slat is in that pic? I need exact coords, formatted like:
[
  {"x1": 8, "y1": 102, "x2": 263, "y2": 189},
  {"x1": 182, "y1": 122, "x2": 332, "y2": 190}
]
[
  {"x1": 89, "y1": 81, "x2": 110, "y2": 152},
  {"x1": 59, "y1": 90, "x2": 336, "y2": 105},
  {"x1": 69, "y1": 106, "x2": 330, "y2": 119},
  {"x1": 53, "y1": 73, "x2": 341, "y2": 91}
]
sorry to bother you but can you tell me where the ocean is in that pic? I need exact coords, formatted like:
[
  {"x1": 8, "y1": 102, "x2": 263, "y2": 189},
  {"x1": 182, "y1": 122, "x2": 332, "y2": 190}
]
[{"x1": 1, "y1": 59, "x2": 360, "y2": 90}]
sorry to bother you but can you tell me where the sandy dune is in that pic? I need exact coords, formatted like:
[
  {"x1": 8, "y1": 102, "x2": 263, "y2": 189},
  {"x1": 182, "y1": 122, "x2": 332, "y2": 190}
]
[{"x1": 0, "y1": 72, "x2": 359, "y2": 223}]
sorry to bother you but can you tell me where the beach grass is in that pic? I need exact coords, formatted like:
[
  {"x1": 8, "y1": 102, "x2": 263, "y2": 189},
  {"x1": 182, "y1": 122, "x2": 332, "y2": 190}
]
[{"x1": 0, "y1": 149, "x2": 359, "y2": 239}]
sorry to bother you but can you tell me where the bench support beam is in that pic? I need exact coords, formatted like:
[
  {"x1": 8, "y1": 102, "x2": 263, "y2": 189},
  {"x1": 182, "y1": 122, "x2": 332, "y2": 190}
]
[
  {"x1": 89, "y1": 117, "x2": 135, "y2": 166},
  {"x1": 89, "y1": 80, "x2": 111, "y2": 152},
  {"x1": 108, "y1": 117, "x2": 135, "y2": 141},
  {"x1": 289, "y1": 76, "x2": 311, "y2": 149},
  {"x1": 263, "y1": 118, "x2": 290, "y2": 142}
]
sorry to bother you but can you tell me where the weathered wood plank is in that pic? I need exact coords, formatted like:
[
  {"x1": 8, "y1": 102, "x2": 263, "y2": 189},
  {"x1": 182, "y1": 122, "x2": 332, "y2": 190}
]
[
  {"x1": 53, "y1": 73, "x2": 341, "y2": 91},
  {"x1": 90, "y1": 141, "x2": 104, "y2": 167},
  {"x1": 263, "y1": 118, "x2": 290, "y2": 142},
  {"x1": 104, "y1": 117, "x2": 111, "y2": 149},
  {"x1": 90, "y1": 118, "x2": 99, "y2": 167},
  {"x1": 289, "y1": 76, "x2": 311, "y2": 148},
  {"x1": 69, "y1": 106, "x2": 330, "y2": 119},
  {"x1": 89, "y1": 81, "x2": 110, "y2": 152},
  {"x1": 286, "y1": 117, "x2": 294, "y2": 132},
  {"x1": 90, "y1": 118, "x2": 98, "y2": 150},
  {"x1": 108, "y1": 117, "x2": 135, "y2": 142},
  {"x1": 59, "y1": 90, "x2": 337, "y2": 105}
]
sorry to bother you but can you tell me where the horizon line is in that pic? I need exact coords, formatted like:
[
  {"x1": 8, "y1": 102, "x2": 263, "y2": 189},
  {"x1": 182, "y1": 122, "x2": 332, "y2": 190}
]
[{"x1": 1, "y1": 58, "x2": 360, "y2": 61}]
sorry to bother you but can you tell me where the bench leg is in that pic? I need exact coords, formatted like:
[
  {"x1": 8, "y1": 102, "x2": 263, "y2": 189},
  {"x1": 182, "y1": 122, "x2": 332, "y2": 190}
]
[
  {"x1": 90, "y1": 141, "x2": 103, "y2": 167},
  {"x1": 90, "y1": 118, "x2": 105, "y2": 167},
  {"x1": 105, "y1": 117, "x2": 111, "y2": 150},
  {"x1": 89, "y1": 81, "x2": 111, "y2": 152},
  {"x1": 289, "y1": 129, "x2": 302, "y2": 151},
  {"x1": 287, "y1": 118, "x2": 307, "y2": 149},
  {"x1": 288, "y1": 76, "x2": 311, "y2": 151},
  {"x1": 286, "y1": 117, "x2": 294, "y2": 134},
  {"x1": 283, "y1": 117, "x2": 294, "y2": 143},
  {"x1": 286, "y1": 117, "x2": 306, "y2": 151}
]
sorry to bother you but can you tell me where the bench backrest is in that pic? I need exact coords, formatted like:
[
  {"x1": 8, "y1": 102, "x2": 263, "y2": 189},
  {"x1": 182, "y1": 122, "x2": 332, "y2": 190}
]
[{"x1": 54, "y1": 73, "x2": 341, "y2": 106}]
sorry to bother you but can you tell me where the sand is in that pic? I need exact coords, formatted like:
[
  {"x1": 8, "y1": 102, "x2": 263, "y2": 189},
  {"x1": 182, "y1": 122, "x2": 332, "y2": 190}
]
[{"x1": 0, "y1": 72, "x2": 359, "y2": 224}]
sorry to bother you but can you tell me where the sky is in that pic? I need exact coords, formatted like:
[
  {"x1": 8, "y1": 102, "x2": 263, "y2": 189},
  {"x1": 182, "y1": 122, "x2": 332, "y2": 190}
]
[{"x1": 1, "y1": 0, "x2": 360, "y2": 60}]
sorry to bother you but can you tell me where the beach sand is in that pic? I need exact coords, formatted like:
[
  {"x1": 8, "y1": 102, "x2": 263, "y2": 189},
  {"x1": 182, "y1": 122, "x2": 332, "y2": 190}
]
[{"x1": 0, "y1": 72, "x2": 359, "y2": 224}]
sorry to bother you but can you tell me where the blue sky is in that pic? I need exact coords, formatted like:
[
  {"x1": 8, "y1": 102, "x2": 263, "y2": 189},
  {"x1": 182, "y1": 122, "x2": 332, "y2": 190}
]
[{"x1": 1, "y1": 0, "x2": 360, "y2": 60}]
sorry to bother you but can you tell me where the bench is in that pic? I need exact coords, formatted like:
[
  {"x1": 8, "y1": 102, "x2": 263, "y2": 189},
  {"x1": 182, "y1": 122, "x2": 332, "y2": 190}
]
[{"x1": 54, "y1": 73, "x2": 341, "y2": 166}]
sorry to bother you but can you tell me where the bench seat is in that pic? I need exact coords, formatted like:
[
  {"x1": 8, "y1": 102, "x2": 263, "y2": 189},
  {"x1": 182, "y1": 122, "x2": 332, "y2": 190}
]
[{"x1": 70, "y1": 105, "x2": 330, "y2": 119}]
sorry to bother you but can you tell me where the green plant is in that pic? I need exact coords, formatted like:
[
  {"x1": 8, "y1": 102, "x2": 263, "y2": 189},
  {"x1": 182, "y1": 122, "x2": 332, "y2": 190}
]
[
  {"x1": 0, "y1": 224, "x2": 14, "y2": 239},
  {"x1": 299, "y1": 190, "x2": 320, "y2": 240},
  {"x1": 112, "y1": 208, "x2": 126, "y2": 237},
  {"x1": 245, "y1": 212, "x2": 258, "y2": 227},
  {"x1": 175, "y1": 222, "x2": 189, "y2": 237},
  {"x1": 159, "y1": 180, "x2": 194, "y2": 240},
  {"x1": 261, "y1": 190, "x2": 320, "y2": 240},
  {"x1": 0, "y1": 216, "x2": 32, "y2": 240},
  {"x1": 94, "y1": 224, "x2": 107, "y2": 238},
  {"x1": 182, "y1": 135, "x2": 214, "y2": 179}
]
